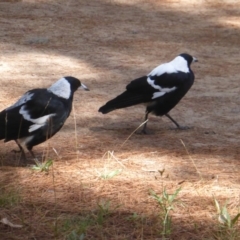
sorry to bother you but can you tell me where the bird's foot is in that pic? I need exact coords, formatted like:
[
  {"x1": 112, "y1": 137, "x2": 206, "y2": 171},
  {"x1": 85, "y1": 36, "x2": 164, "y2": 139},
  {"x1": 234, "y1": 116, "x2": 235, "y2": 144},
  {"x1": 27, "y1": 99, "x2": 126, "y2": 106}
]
[
  {"x1": 136, "y1": 128, "x2": 154, "y2": 135},
  {"x1": 170, "y1": 126, "x2": 191, "y2": 130},
  {"x1": 178, "y1": 125, "x2": 191, "y2": 130}
]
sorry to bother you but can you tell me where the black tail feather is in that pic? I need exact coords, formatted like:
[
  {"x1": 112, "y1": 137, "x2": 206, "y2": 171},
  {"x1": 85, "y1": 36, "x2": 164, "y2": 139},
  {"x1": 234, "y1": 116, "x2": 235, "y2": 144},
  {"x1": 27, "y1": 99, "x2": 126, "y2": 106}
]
[
  {"x1": 99, "y1": 91, "x2": 146, "y2": 114},
  {"x1": 0, "y1": 111, "x2": 6, "y2": 140}
]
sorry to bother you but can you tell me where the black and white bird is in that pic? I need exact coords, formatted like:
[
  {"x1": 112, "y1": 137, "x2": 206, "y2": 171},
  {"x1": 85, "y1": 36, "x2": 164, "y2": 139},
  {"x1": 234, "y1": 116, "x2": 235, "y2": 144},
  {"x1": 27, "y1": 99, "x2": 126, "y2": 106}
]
[
  {"x1": 0, "y1": 76, "x2": 89, "y2": 161},
  {"x1": 99, "y1": 53, "x2": 197, "y2": 133}
]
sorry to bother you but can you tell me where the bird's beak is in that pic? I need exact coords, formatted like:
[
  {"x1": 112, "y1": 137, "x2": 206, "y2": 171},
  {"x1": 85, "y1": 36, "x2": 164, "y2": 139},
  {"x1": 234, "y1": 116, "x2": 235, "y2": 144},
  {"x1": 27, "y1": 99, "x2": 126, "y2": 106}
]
[
  {"x1": 193, "y1": 57, "x2": 198, "y2": 62},
  {"x1": 79, "y1": 83, "x2": 90, "y2": 91}
]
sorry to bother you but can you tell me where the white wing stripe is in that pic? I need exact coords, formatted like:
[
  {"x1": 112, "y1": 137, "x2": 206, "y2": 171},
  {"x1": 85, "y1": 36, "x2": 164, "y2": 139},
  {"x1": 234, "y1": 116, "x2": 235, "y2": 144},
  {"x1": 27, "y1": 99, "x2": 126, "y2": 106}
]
[
  {"x1": 152, "y1": 92, "x2": 166, "y2": 99},
  {"x1": 147, "y1": 77, "x2": 177, "y2": 92},
  {"x1": 28, "y1": 114, "x2": 56, "y2": 132},
  {"x1": 19, "y1": 106, "x2": 56, "y2": 133}
]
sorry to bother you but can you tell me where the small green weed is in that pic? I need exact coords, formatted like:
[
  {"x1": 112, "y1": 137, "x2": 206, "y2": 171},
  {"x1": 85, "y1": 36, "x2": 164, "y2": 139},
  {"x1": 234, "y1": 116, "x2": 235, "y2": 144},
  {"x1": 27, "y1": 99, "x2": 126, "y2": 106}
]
[
  {"x1": 60, "y1": 200, "x2": 120, "y2": 239},
  {"x1": 0, "y1": 187, "x2": 21, "y2": 207},
  {"x1": 214, "y1": 197, "x2": 240, "y2": 240},
  {"x1": 31, "y1": 159, "x2": 53, "y2": 172},
  {"x1": 61, "y1": 216, "x2": 92, "y2": 240},
  {"x1": 99, "y1": 150, "x2": 124, "y2": 180},
  {"x1": 96, "y1": 200, "x2": 112, "y2": 225},
  {"x1": 127, "y1": 212, "x2": 141, "y2": 222},
  {"x1": 100, "y1": 169, "x2": 122, "y2": 180},
  {"x1": 150, "y1": 187, "x2": 181, "y2": 239},
  {"x1": 126, "y1": 212, "x2": 146, "y2": 227},
  {"x1": 66, "y1": 231, "x2": 85, "y2": 240},
  {"x1": 94, "y1": 200, "x2": 121, "y2": 225}
]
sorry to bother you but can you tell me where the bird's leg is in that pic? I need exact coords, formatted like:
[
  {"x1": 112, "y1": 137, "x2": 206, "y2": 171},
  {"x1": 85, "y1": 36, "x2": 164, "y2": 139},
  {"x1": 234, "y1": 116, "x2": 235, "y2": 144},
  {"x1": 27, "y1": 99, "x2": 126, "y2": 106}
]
[
  {"x1": 29, "y1": 150, "x2": 36, "y2": 159},
  {"x1": 141, "y1": 111, "x2": 149, "y2": 134},
  {"x1": 165, "y1": 113, "x2": 180, "y2": 128},
  {"x1": 28, "y1": 149, "x2": 40, "y2": 165},
  {"x1": 13, "y1": 140, "x2": 27, "y2": 162},
  {"x1": 165, "y1": 113, "x2": 189, "y2": 130}
]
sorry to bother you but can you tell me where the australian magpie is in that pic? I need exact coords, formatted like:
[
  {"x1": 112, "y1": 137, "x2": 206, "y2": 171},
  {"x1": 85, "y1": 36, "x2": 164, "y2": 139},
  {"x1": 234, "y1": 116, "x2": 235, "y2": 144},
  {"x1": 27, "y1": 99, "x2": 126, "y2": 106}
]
[
  {"x1": 99, "y1": 53, "x2": 197, "y2": 133},
  {"x1": 0, "y1": 76, "x2": 89, "y2": 161}
]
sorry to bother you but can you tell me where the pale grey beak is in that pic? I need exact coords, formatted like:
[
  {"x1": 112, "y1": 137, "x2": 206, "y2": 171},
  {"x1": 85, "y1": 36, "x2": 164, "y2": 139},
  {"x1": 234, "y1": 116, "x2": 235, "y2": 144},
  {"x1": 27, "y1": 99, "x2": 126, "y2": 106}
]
[
  {"x1": 193, "y1": 57, "x2": 198, "y2": 62},
  {"x1": 79, "y1": 83, "x2": 89, "y2": 91}
]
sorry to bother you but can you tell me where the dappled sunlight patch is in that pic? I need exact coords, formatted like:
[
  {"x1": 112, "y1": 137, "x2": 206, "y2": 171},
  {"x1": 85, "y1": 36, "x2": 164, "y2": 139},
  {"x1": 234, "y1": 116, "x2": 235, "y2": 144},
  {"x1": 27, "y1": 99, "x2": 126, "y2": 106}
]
[
  {"x1": 0, "y1": 50, "x2": 96, "y2": 80},
  {"x1": 217, "y1": 16, "x2": 240, "y2": 29}
]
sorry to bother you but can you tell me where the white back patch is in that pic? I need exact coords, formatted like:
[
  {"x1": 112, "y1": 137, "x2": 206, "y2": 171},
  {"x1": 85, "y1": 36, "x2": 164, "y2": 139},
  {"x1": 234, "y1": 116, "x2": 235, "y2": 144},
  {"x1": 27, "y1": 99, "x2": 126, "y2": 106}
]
[
  {"x1": 19, "y1": 105, "x2": 56, "y2": 132},
  {"x1": 148, "y1": 56, "x2": 189, "y2": 77},
  {"x1": 7, "y1": 92, "x2": 34, "y2": 110},
  {"x1": 48, "y1": 77, "x2": 71, "y2": 99}
]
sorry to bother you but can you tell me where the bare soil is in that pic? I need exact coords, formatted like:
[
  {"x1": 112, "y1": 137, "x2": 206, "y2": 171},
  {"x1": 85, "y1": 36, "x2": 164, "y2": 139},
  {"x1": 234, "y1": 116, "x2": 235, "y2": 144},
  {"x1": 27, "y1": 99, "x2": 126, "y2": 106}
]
[{"x1": 0, "y1": 0, "x2": 240, "y2": 239}]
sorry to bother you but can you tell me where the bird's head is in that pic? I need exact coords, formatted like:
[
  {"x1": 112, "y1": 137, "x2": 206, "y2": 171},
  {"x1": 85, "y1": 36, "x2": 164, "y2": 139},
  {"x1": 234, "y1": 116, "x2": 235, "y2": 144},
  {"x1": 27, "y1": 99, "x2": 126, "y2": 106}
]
[
  {"x1": 48, "y1": 76, "x2": 89, "y2": 99},
  {"x1": 64, "y1": 76, "x2": 90, "y2": 92},
  {"x1": 179, "y1": 53, "x2": 198, "y2": 66},
  {"x1": 168, "y1": 53, "x2": 198, "y2": 74}
]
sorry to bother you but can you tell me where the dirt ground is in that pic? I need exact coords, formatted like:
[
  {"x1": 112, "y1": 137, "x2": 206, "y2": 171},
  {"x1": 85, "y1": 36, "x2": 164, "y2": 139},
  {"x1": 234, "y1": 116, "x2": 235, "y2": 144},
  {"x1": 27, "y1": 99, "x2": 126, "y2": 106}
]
[{"x1": 1, "y1": 0, "x2": 240, "y2": 239}]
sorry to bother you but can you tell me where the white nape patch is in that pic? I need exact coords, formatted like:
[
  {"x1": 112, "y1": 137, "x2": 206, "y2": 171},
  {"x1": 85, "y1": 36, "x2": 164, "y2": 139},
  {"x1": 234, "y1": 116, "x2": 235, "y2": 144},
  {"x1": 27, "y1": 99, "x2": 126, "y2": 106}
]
[
  {"x1": 7, "y1": 92, "x2": 34, "y2": 110},
  {"x1": 149, "y1": 56, "x2": 189, "y2": 76},
  {"x1": 19, "y1": 105, "x2": 56, "y2": 132},
  {"x1": 48, "y1": 77, "x2": 71, "y2": 99}
]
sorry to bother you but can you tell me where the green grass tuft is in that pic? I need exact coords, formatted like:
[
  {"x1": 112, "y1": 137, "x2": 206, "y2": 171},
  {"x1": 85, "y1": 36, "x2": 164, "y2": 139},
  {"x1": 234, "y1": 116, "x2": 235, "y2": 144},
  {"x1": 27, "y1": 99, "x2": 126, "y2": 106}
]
[{"x1": 0, "y1": 187, "x2": 21, "y2": 207}]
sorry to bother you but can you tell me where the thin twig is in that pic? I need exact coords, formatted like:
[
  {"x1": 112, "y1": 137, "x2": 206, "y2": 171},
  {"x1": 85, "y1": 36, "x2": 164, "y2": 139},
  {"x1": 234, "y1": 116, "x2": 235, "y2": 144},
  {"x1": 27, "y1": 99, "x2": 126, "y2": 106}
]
[
  {"x1": 120, "y1": 119, "x2": 148, "y2": 148},
  {"x1": 72, "y1": 104, "x2": 79, "y2": 161},
  {"x1": 108, "y1": 151, "x2": 126, "y2": 169},
  {"x1": 180, "y1": 139, "x2": 203, "y2": 181}
]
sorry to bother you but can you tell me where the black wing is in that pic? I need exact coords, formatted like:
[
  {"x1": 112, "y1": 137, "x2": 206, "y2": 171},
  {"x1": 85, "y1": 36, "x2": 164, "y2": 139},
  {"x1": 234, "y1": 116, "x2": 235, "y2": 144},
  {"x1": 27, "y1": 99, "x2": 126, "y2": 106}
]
[
  {"x1": 149, "y1": 71, "x2": 192, "y2": 88},
  {"x1": 99, "y1": 76, "x2": 154, "y2": 114},
  {"x1": 0, "y1": 89, "x2": 68, "y2": 141},
  {"x1": 146, "y1": 71, "x2": 194, "y2": 116}
]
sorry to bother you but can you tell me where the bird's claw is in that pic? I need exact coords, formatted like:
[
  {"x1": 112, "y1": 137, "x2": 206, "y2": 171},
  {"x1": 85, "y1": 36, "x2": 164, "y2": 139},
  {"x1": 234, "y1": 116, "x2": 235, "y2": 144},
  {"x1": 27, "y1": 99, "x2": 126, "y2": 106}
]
[{"x1": 170, "y1": 126, "x2": 191, "y2": 130}]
